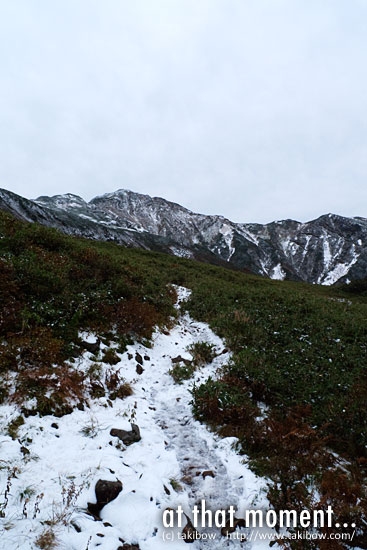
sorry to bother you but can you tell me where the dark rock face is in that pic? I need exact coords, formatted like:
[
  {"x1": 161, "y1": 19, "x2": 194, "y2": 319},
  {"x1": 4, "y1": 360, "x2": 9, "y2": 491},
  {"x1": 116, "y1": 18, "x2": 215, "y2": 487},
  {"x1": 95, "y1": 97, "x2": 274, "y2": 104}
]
[
  {"x1": 1, "y1": 187, "x2": 366, "y2": 285},
  {"x1": 87, "y1": 479, "x2": 122, "y2": 516},
  {"x1": 110, "y1": 424, "x2": 141, "y2": 444}
]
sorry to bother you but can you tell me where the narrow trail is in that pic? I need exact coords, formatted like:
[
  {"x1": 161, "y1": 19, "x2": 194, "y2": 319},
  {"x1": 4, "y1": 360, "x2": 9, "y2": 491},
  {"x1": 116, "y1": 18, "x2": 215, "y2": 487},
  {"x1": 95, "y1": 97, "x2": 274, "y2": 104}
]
[
  {"x1": 0, "y1": 287, "x2": 267, "y2": 550},
  {"x1": 127, "y1": 287, "x2": 263, "y2": 549}
]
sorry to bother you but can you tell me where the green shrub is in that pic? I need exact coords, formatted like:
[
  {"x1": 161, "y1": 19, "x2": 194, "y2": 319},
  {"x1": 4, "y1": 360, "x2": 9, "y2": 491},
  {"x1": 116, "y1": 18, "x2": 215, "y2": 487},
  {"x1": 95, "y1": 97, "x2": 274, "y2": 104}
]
[
  {"x1": 192, "y1": 377, "x2": 258, "y2": 426},
  {"x1": 187, "y1": 341, "x2": 216, "y2": 366},
  {"x1": 169, "y1": 362, "x2": 196, "y2": 384},
  {"x1": 7, "y1": 415, "x2": 25, "y2": 439}
]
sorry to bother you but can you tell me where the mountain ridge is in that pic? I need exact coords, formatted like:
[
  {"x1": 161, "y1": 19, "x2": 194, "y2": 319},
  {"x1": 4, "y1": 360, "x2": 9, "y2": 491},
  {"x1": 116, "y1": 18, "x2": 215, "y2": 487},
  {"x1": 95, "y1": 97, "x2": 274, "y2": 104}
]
[{"x1": 1, "y1": 186, "x2": 366, "y2": 285}]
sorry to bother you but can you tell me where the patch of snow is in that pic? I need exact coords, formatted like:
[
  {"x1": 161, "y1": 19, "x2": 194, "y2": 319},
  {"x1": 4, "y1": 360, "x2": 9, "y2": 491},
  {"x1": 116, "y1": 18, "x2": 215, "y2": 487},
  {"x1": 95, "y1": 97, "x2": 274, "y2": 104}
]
[
  {"x1": 219, "y1": 224, "x2": 235, "y2": 260},
  {"x1": 280, "y1": 237, "x2": 290, "y2": 255},
  {"x1": 270, "y1": 263, "x2": 286, "y2": 281},
  {"x1": 322, "y1": 237, "x2": 332, "y2": 271},
  {"x1": 237, "y1": 226, "x2": 259, "y2": 246},
  {"x1": 0, "y1": 287, "x2": 268, "y2": 549},
  {"x1": 79, "y1": 213, "x2": 99, "y2": 222},
  {"x1": 79, "y1": 331, "x2": 99, "y2": 344},
  {"x1": 323, "y1": 254, "x2": 359, "y2": 285},
  {"x1": 301, "y1": 235, "x2": 312, "y2": 262},
  {"x1": 169, "y1": 247, "x2": 194, "y2": 259}
]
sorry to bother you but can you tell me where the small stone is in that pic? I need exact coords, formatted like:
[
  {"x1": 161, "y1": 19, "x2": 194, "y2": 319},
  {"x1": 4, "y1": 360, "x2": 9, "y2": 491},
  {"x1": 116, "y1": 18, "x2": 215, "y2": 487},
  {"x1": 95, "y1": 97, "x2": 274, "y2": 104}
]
[
  {"x1": 172, "y1": 355, "x2": 192, "y2": 366},
  {"x1": 87, "y1": 479, "x2": 122, "y2": 516},
  {"x1": 136, "y1": 364, "x2": 144, "y2": 375},
  {"x1": 135, "y1": 352, "x2": 143, "y2": 365},
  {"x1": 51, "y1": 423, "x2": 58, "y2": 429},
  {"x1": 110, "y1": 424, "x2": 141, "y2": 444},
  {"x1": 202, "y1": 470, "x2": 215, "y2": 479},
  {"x1": 79, "y1": 338, "x2": 101, "y2": 354}
]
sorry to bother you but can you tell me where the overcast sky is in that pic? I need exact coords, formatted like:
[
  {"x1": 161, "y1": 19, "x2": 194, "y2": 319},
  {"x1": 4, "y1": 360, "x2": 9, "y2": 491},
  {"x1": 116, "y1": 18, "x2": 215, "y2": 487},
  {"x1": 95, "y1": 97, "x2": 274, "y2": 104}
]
[{"x1": 0, "y1": 1, "x2": 366, "y2": 223}]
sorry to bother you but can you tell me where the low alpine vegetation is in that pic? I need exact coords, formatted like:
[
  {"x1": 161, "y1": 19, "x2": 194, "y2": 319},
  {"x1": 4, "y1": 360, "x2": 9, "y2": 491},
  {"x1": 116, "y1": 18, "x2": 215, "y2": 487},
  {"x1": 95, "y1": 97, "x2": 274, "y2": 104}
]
[
  {"x1": 187, "y1": 281, "x2": 367, "y2": 548},
  {"x1": 0, "y1": 211, "x2": 175, "y2": 415},
  {"x1": 1, "y1": 210, "x2": 367, "y2": 547},
  {"x1": 169, "y1": 361, "x2": 196, "y2": 384},
  {"x1": 187, "y1": 341, "x2": 216, "y2": 366}
]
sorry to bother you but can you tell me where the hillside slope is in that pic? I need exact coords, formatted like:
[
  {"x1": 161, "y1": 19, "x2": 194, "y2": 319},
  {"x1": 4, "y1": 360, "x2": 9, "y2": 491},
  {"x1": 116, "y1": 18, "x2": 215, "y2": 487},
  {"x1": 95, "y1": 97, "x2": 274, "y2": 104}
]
[{"x1": 0, "y1": 212, "x2": 367, "y2": 548}]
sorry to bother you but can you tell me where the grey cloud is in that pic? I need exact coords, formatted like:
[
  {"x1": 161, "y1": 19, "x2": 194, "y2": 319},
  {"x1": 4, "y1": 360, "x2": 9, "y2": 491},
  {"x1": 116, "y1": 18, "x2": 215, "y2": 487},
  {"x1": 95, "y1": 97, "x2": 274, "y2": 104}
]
[{"x1": 0, "y1": 0, "x2": 366, "y2": 223}]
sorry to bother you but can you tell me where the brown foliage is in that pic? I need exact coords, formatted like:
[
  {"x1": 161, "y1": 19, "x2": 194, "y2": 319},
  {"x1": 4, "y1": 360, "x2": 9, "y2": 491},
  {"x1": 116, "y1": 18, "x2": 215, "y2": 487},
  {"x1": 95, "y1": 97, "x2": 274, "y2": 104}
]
[
  {"x1": 18, "y1": 327, "x2": 64, "y2": 369},
  {"x1": 115, "y1": 297, "x2": 161, "y2": 339},
  {"x1": 317, "y1": 467, "x2": 367, "y2": 548},
  {"x1": 105, "y1": 368, "x2": 133, "y2": 400},
  {"x1": 35, "y1": 528, "x2": 57, "y2": 549},
  {"x1": 0, "y1": 327, "x2": 64, "y2": 378},
  {"x1": 13, "y1": 363, "x2": 85, "y2": 416}
]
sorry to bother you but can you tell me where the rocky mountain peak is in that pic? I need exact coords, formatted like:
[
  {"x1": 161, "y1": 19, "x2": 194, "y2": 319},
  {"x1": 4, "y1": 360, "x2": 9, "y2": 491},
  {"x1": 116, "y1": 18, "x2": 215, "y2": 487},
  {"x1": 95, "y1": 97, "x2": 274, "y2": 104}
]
[{"x1": 36, "y1": 193, "x2": 87, "y2": 210}]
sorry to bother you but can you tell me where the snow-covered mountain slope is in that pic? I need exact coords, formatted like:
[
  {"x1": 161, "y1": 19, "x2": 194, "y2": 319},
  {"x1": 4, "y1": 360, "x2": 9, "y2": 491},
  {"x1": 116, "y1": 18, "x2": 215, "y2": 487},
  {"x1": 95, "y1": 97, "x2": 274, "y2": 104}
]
[
  {"x1": 1, "y1": 187, "x2": 366, "y2": 284},
  {"x1": 0, "y1": 287, "x2": 268, "y2": 550}
]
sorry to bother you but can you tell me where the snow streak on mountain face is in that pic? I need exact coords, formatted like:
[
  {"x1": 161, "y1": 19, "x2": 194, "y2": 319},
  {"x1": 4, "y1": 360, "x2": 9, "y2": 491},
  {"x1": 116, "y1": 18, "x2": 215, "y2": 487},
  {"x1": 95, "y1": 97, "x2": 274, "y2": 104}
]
[{"x1": 1, "y1": 187, "x2": 366, "y2": 285}]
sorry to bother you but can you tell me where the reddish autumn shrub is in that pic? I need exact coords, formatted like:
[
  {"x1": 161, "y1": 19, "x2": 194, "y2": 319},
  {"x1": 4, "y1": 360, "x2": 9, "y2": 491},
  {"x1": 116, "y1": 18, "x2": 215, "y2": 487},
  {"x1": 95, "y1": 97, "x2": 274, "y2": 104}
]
[
  {"x1": 13, "y1": 363, "x2": 85, "y2": 417},
  {"x1": 317, "y1": 467, "x2": 367, "y2": 549},
  {"x1": 115, "y1": 297, "x2": 162, "y2": 339},
  {"x1": 17, "y1": 327, "x2": 65, "y2": 369},
  {"x1": 105, "y1": 368, "x2": 133, "y2": 400}
]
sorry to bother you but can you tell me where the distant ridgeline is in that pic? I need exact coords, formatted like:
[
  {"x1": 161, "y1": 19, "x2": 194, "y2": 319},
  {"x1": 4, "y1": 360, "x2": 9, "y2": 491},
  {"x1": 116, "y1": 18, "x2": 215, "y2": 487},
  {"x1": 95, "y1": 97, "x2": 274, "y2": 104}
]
[{"x1": 1, "y1": 187, "x2": 367, "y2": 285}]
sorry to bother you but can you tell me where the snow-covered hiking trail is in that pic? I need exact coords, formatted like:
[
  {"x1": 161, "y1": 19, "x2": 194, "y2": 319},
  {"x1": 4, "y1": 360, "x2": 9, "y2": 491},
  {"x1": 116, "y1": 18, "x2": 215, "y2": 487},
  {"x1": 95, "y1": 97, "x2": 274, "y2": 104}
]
[{"x1": 0, "y1": 287, "x2": 268, "y2": 550}]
